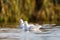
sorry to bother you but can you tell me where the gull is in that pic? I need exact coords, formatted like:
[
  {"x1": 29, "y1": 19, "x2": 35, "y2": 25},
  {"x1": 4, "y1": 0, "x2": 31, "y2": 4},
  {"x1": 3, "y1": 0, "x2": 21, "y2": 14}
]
[
  {"x1": 20, "y1": 19, "x2": 24, "y2": 29},
  {"x1": 24, "y1": 21, "x2": 42, "y2": 32}
]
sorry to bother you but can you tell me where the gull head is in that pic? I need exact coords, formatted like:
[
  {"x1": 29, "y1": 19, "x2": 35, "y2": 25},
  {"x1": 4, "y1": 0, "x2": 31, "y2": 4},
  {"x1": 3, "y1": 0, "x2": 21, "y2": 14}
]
[{"x1": 20, "y1": 19, "x2": 24, "y2": 24}]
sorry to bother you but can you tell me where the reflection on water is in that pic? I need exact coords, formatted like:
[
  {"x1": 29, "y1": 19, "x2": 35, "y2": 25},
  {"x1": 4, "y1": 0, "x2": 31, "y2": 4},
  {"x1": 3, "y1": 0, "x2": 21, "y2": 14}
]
[
  {"x1": 0, "y1": 27, "x2": 60, "y2": 40},
  {"x1": 0, "y1": 38, "x2": 19, "y2": 40},
  {"x1": 0, "y1": 36, "x2": 60, "y2": 40}
]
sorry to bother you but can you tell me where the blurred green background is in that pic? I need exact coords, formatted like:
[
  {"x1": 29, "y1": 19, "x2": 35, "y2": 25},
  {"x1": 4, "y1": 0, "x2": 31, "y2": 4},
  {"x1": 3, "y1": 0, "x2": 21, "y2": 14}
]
[{"x1": 0, "y1": 0, "x2": 60, "y2": 28}]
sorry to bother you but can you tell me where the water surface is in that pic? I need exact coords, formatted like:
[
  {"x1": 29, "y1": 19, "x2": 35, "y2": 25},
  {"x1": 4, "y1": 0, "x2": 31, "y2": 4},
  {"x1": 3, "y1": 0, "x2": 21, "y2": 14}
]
[{"x1": 0, "y1": 27, "x2": 60, "y2": 40}]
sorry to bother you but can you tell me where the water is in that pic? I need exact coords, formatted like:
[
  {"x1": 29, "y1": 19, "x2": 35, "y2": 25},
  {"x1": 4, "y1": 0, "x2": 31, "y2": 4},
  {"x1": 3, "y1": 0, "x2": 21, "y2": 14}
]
[
  {"x1": 0, "y1": 27, "x2": 60, "y2": 40},
  {"x1": 0, "y1": 38, "x2": 19, "y2": 40}
]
